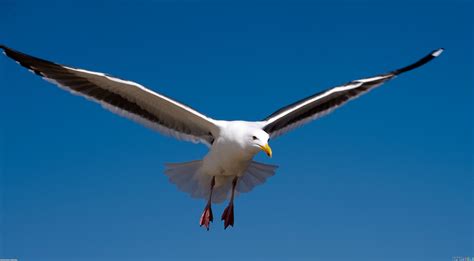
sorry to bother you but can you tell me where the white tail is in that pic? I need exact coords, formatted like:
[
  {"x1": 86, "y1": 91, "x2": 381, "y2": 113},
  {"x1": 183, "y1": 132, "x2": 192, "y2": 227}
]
[
  {"x1": 236, "y1": 161, "x2": 278, "y2": 193},
  {"x1": 164, "y1": 160, "x2": 209, "y2": 199},
  {"x1": 164, "y1": 160, "x2": 278, "y2": 203}
]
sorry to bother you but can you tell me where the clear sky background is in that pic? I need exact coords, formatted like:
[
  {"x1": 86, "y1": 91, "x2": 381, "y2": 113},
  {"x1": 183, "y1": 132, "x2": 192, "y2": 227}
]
[{"x1": 0, "y1": 1, "x2": 472, "y2": 261}]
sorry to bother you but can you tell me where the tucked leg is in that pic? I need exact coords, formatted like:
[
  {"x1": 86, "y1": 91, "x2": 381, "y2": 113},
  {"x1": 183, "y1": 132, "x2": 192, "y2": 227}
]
[
  {"x1": 199, "y1": 176, "x2": 215, "y2": 230},
  {"x1": 221, "y1": 177, "x2": 238, "y2": 229}
]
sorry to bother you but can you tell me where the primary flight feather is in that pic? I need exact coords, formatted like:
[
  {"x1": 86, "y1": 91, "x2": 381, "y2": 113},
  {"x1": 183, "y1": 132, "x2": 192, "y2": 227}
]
[{"x1": 1, "y1": 45, "x2": 443, "y2": 230}]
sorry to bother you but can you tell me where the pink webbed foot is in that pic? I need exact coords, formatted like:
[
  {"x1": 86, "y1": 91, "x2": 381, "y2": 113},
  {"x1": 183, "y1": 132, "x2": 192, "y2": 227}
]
[
  {"x1": 199, "y1": 204, "x2": 213, "y2": 230},
  {"x1": 221, "y1": 202, "x2": 234, "y2": 229}
]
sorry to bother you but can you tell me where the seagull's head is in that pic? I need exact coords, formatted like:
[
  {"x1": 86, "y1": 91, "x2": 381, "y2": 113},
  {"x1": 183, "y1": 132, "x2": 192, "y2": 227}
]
[{"x1": 248, "y1": 129, "x2": 272, "y2": 158}]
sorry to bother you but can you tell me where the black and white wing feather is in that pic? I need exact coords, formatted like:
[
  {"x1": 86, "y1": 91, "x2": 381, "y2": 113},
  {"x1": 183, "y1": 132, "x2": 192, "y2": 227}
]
[
  {"x1": 261, "y1": 48, "x2": 444, "y2": 138},
  {"x1": 1, "y1": 45, "x2": 218, "y2": 145}
]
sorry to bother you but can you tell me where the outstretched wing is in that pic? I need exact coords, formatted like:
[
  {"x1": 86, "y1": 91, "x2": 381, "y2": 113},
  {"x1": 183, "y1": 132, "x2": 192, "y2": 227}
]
[
  {"x1": 261, "y1": 49, "x2": 444, "y2": 138},
  {"x1": 1, "y1": 45, "x2": 218, "y2": 145}
]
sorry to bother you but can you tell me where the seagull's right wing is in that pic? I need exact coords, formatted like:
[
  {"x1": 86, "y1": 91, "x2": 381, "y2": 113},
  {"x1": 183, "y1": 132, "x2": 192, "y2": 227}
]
[
  {"x1": 1, "y1": 45, "x2": 218, "y2": 145},
  {"x1": 261, "y1": 48, "x2": 444, "y2": 138}
]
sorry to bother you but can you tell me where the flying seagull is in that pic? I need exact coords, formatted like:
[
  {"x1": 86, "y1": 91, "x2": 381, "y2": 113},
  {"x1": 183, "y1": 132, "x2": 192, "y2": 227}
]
[{"x1": 1, "y1": 45, "x2": 443, "y2": 230}]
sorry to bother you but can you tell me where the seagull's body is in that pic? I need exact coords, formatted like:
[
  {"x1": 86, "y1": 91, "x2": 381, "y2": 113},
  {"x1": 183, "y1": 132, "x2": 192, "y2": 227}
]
[
  {"x1": 1, "y1": 45, "x2": 443, "y2": 230},
  {"x1": 202, "y1": 121, "x2": 261, "y2": 180}
]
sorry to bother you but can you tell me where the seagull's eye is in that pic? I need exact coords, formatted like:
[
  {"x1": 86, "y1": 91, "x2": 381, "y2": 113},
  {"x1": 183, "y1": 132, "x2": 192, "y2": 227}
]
[{"x1": 252, "y1": 136, "x2": 258, "y2": 140}]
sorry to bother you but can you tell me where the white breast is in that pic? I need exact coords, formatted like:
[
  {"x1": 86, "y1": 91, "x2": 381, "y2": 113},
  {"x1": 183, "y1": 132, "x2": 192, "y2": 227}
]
[{"x1": 201, "y1": 121, "x2": 260, "y2": 178}]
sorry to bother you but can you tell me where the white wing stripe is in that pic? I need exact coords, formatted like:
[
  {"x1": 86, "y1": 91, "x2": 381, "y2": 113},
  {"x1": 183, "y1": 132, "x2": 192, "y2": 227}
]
[
  {"x1": 1, "y1": 45, "x2": 218, "y2": 145},
  {"x1": 264, "y1": 81, "x2": 363, "y2": 125},
  {"x1": 65, "y1": 66, "x2": 214, "y2": 124},
  {"x1": 262, "y1": 49, "x2": 443, "y2": 138}
]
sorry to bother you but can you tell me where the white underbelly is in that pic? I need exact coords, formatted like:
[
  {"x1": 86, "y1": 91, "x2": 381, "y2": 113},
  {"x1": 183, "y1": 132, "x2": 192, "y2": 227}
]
[{"x1": 201, "y1": 139, "x2": 253, "y2": 178}]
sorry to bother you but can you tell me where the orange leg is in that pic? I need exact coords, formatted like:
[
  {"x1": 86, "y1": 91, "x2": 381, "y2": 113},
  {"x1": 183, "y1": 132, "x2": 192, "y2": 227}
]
[
  {"x1": 221, "y1": 177, "x2": 238, "y2": 229},
  {"x1": 199, "y1": 176, "x2": 215, "y2": 230}
]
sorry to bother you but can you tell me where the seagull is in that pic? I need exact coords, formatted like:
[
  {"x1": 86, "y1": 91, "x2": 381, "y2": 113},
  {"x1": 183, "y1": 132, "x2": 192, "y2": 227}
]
[{"x1": 1, "y1": 45, "x2": 443, "y2": 230}]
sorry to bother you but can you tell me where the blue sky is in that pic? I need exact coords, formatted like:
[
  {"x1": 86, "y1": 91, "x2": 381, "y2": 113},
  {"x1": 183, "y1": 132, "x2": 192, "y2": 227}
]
[{"x1": 0, "y1": 0, "x2": 472, "y2": 260}]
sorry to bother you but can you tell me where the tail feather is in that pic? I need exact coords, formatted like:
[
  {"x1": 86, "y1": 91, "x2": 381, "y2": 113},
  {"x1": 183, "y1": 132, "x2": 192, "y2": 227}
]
[
  {"x1": 237, "y1": 161, "x2": 278, "y2": 193},
  {"x1": 165, "y1": 160, "x2": 207, "y2": 199},
  {"x1": 165, "y1": 160, "x2": 278, "y2": 203},
  {"x1": 165, "y1": 160, "x2": 227, "y2": 203}
]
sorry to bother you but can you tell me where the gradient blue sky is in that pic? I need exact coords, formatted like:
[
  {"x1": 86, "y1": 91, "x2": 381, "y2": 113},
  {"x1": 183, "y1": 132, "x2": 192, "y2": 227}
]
[{"x1": 1, "y1": 1, "x2": 472, "y2": 261}]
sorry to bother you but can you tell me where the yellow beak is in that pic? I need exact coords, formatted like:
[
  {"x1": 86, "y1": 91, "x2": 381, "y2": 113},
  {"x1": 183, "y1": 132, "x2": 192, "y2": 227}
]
[{"x1": 259, "y1": 143, "x2": 273, "y2": 158}]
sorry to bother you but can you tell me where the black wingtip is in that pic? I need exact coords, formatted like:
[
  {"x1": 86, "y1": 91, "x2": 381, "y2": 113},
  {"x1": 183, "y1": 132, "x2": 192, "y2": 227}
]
[
  {"x1": 392, "y1": 48, "x2": 444, "y2": 75},
  {"x1": 1, "y1": 45, "x2": 13, "y2": 56},
  {"x1": 0, "y1": 45, "x2": 11, "y2": 51}
]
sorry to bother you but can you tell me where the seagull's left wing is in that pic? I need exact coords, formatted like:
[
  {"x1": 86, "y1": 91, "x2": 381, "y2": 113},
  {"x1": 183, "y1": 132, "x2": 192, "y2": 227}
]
[
  {"x1": 261, "y1": 49, "x2": 444, "y2": 138},
  {"x1": 1, "y1": 45, "x2": 218, "y2": 145}
]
